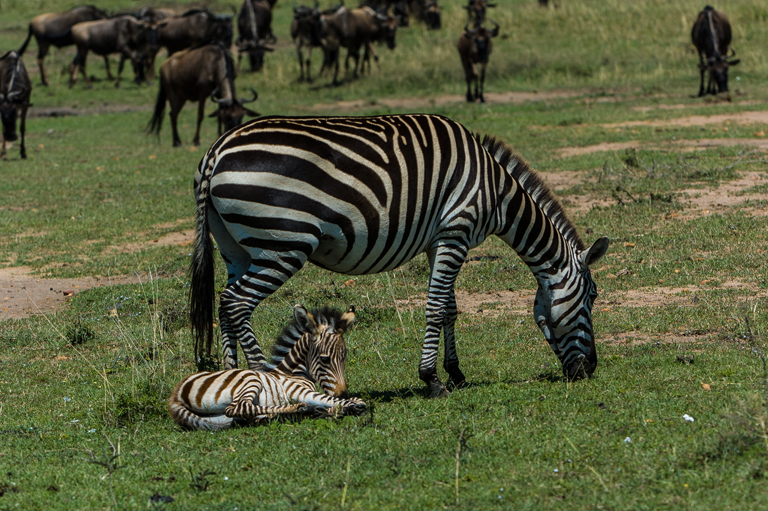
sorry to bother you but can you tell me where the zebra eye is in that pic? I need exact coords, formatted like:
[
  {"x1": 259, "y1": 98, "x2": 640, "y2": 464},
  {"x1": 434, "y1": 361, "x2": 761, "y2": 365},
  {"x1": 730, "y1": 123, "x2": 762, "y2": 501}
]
[{"x1": 319, "y1": 355, "x2": 331, "y2": 364}]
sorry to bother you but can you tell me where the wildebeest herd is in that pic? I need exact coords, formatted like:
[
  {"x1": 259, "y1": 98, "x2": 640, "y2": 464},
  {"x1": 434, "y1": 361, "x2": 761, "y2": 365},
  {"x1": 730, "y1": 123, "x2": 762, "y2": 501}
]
[{"x1": 0, "y1": 3, "x2": 744, "y2": 429}]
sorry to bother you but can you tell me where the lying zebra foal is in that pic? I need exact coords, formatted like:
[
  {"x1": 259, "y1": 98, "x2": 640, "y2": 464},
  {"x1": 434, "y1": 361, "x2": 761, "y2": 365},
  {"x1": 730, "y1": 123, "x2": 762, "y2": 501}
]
[{"x1": 169, "y1": 305, "x2": 366, "y2": 430}]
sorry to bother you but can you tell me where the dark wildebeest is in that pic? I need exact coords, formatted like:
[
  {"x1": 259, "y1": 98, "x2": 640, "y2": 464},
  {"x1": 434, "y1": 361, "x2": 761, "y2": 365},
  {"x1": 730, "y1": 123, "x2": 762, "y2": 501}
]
[
  {"x1": 320, "y1": 6, "x2": 399, "y2": 85},
  {"x1": 236, "y1": 0, "x2": 277, "y2": 72},
  {"x1": 147, "y1": 43, "x2": 259, "y2": 148},
  {"x1": 691, "y1": 6, "x2": 739, "y2": 97},
  {"x1": 291, "y1": 3, "x2": 323, "y2": 81},
  {"x1": 0, "y1": 51, "x2": 32, "y2": 160},
  {"x1": 457, "y1": 19, "x2": 499, "y2": 103},
  {"x1": 18, "y1": 5, "x2": 108, "y2": 86},
  {"x1": 465, "y1": 0, "x2": 495, "y2": 26},
  {"x1": 68, "y1": 16, "x2": 155, "y2": 89}
]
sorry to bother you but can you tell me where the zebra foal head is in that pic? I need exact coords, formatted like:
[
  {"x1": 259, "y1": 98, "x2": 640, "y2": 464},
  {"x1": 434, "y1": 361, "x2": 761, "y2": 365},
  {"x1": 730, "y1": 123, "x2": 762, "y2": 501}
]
[
  {"x1": 283, "y1": 305, "x2": 356, "y2": 398},
  {"x1": 533, "y1": 237, "x2": 609, "y2": 381}
]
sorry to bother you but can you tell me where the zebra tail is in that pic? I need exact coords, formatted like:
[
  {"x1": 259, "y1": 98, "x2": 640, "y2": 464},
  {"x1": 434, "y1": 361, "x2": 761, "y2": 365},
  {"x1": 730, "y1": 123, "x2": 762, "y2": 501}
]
[
  {"x1": 147, "y1": 80, "x2": 167, "y2": 136},
  {"x1": 17, "y1": 26, "x2": 33, "y2": 56},
  {"x1": 168, "y1": 396, "x2": 233, "y2": 431},
  {"x1": 189, "y1": 173, "x2": 216, "y2": 362}
]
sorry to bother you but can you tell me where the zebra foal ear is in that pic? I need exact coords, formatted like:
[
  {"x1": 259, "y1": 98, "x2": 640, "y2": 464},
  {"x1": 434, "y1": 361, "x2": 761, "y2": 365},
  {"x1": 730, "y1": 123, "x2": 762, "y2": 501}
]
[
  {"x1": 337, "y1": 305, "x2": 356, "y2": 333},
  {"x1": 581, "y1": 236, "x2": 610, "y2": 268},
  {"x1": 293, "y1": 304, "x2": 319, "y2": 334}
]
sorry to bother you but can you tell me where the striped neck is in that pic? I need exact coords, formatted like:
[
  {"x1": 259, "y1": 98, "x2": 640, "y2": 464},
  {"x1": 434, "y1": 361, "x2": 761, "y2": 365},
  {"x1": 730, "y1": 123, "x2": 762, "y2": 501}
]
[
  {"x1": 270, "y1": 333, "x2": 312, "y2": 380},
  {"x1": 481, "y1": 135, "x2": 585, "y2": 275}
]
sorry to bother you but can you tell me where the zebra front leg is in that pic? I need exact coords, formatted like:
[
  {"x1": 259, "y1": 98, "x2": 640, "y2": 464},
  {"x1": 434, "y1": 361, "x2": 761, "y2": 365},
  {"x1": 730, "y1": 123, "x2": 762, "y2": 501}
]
[{"x1": 421, "y1": 244, "x2": 469, "y2": 398}]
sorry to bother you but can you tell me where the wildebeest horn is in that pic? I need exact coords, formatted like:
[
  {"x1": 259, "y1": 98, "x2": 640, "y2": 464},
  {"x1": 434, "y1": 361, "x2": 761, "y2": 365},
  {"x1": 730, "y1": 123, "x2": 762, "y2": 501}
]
[
  {"x1": 7, "y1": 90, "x2": 23, "y2": 101},
  {"x1": 239, "y1": 88, "x2": 258, "y2": 104}
]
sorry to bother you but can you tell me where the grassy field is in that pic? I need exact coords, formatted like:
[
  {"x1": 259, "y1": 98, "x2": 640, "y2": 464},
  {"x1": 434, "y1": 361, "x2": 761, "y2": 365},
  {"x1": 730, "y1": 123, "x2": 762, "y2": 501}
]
[{"x1": 1, "y1": 0, "x2": 768, "y2": 509}]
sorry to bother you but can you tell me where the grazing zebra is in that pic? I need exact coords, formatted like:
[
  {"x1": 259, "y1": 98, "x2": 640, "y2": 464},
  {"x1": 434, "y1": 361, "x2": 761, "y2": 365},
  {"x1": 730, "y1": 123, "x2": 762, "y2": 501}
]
[
  {"x1": 191, "y1": 114, "x2": 609, "y2": 398},
  {"x1": 169, "y1": 304, "x2": 365, "y2": 430}
]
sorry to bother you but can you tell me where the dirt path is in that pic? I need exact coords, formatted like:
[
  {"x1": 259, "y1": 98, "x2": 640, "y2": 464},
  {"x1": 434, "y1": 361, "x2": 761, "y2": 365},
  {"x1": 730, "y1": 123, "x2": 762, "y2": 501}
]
[{"x1": 311, "y1": 90, "x2": 581, "y2": 111}]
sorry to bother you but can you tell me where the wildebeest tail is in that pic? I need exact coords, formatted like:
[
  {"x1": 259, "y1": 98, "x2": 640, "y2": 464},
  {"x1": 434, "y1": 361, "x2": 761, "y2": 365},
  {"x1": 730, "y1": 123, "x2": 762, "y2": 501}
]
[
  {"x1": 190, "y1": 158, "x2": 216, "y2": 365},
  {"x1": 17, "y1": 26, "x2": 33, "y2": 56},
  {"x1": 147, "y1": 80, "x2": 167, "y2": 135}
]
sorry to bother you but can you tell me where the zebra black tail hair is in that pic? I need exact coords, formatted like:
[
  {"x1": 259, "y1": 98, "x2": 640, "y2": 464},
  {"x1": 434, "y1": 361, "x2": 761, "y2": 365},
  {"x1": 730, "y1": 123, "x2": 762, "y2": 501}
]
[
  {"x1": 17, "y1": 26, "x2": 33, "y2": 56},
  {"x1": 147, "y1": 80, "x2": 167, "y2": 136},
  {"x1": 190, "y1": 176, "x2": 216, "y2": 364}
]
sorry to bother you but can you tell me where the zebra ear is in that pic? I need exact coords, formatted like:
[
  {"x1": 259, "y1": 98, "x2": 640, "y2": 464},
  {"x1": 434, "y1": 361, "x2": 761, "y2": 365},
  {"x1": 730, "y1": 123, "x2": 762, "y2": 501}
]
[
  {"x1": 582, "y1": 237, "x2": 610, "y2": 268},
  {"x1": 293, "y1": 304, "x2": 318, "y2": 334},
  {"x1": 337, "y1": 305, "x2": 356, "y2": 333}
]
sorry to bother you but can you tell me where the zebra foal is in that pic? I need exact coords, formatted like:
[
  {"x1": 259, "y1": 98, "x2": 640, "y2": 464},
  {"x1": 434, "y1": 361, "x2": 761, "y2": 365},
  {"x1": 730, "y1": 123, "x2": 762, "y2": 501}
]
[
  {"x1": 191, "y1": 114, "x2": 609, "y2": 398},
  {"x1": 169, "y1": 304, "x2": 365, "y2": 430}
]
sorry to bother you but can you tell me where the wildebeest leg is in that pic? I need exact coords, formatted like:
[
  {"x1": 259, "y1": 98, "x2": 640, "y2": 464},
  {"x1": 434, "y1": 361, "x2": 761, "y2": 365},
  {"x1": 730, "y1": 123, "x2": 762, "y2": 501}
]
[
  {"x1": 19, "y1": 105, "x2": 27, "y2": 160},
  {"x1": 305, "y1": 46, "x2": 313, "y2": 82},
  {"x1": 478, "y1": 63, "x2": 486, "y2": 103},
  {"x1": 168, "y1": 96, "x2": 185, "y2": 148},
  {"x1": 297, "y1": 42, "x2": 306, "y2": 81},
  {"x1": 103, "y1": 55, "x2": 114, "y2": 81},
  {"x1": 697, "y1": 53, "x2": 707, "y2": 97},
  {"x1": 1, "y1": 136, "x2": 6, "y2": 161},
  {"x1": 192, "y1": 99, "x2": 205, "y2": 147},
  {"x1": 36, "y1": 39, "x2": 51, "y2": 86},
  {"x1": 116, "y1": 54, "x2": 125, "y2": 88}
]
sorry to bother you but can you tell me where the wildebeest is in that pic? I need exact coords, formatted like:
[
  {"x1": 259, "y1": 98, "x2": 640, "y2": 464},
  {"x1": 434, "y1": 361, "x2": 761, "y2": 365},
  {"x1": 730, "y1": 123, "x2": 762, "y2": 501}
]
[
  {"x1": 465, "y1": 0, "x2": 495, "y2": 26},
  {"x1": 236, "y1": 0, "x2": 277, "y2": 72},
  {"x1": 155, "y1": 9, "x2": 234, "y2": 55},
  {"x1": 69, "y1": 16, "x2": 155, "y2": 89},
  {"x1": 291, "y1": 3, "x2": 323, "y2": 81},
  {"x1": 0, "y1": 51, "x2": 32, "y2": 160},
  {"x1": 457, "y1": 19, "x2": 499, "y2": 103},
  {"x1": 407, "y1": 0, "x2": 441, "y2": 30},
  {"x1": 320, "y1": 6, "x2": 399, "y2": 85},
  {"x1": 18, "y1": 5, "x2": 108, "y2": 86},
  {"x1": 147, "y1": 43, "x2": 259, "y2": 147},
  {"x1": 691, "y1": 6, "x2": 739, "y2": 97}
]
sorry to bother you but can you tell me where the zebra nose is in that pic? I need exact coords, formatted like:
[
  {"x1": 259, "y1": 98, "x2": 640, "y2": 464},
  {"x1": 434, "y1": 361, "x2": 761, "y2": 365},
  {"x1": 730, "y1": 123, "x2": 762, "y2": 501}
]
[
  {"x1": 334, "y1": 383, "x2": 348, "y2": 399},
  {"x1": 565, "y1": 354, "x2": 595, "y2": 381}
]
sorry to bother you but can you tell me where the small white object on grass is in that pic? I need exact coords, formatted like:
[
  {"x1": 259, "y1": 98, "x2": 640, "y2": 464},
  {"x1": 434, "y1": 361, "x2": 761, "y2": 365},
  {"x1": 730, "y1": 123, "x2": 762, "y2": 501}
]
[{"x1": 683, "y1": 414, "x2": 695, "y2": 422}]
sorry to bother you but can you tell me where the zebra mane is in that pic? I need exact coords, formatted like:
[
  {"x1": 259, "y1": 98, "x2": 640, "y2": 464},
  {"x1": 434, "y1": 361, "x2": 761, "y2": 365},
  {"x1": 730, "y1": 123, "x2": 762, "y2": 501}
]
[
  {"x1": 478, "y1": 134, "x2": 587, "y2": 252},
  {"x1": 266, "y1": 306, "x2": 347, "y2": 368}
]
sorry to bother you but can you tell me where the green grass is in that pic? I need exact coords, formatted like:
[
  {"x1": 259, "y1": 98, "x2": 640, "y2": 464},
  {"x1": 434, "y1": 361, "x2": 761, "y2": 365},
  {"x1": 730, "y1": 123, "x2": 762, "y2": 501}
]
[{"x1": 1, "y1": 0, "x2": 768, "y2": 509}]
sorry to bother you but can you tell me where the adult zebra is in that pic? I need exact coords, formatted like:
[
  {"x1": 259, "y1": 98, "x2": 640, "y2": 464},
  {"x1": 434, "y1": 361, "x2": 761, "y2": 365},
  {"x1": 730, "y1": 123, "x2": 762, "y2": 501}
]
[{"x1": 191, "y1": 114, "x2": 609, "y2": 398}]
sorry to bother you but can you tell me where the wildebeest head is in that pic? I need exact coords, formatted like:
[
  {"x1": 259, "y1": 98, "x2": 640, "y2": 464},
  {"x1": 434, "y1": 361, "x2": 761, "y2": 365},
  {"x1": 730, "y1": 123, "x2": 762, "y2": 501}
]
[
  {"x1": 706, "y1": 52, "x2": 740, "y2": 93},
  {"x1": 208, "y1": 87, "x2": 260, "y2": 132},
  {"x1": 465, "y1": 19, "x2": 499, "y2": 64},
  {"x1": 374, "y1": 12, "x2": 399, "y2": 50},
  {"x1": 425, "y1": 1, "x2": 442, "y2": 30},
  {"x1": 0, "y1": 94, "x2": 20, "y2": 142}
]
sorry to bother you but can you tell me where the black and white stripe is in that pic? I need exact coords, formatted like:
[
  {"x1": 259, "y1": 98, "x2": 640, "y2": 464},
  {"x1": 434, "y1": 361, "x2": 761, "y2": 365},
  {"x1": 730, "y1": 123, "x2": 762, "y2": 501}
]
[
  {"x1": 169, "y1": 305, "x2": 364, "y2": 430},
  {"x1": 190, "y1": 114, "x2": 609, "y2": 397}
]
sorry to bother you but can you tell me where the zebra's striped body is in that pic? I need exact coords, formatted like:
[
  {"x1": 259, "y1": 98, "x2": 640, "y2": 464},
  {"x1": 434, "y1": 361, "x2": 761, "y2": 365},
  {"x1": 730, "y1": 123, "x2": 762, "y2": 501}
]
[
  {"x1": 191, "y1": 114, "x2": 609, "y2": 398},
  {"x1": 170, "y1": 304, "x2": 365, "y2": 430}
]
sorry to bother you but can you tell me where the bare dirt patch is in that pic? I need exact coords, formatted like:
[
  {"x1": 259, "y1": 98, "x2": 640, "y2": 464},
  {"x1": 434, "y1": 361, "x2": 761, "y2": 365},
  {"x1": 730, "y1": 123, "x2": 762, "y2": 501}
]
[
  {"x1": 0, "y1": 266, "x2": 144, "y2": 321},
  {"x1": 311, "y1": 90, "x2": 581, "y2": 112},
  {"x1": 556, "y1": 137, "x2": 768, "y2": 158},
  {"x1": 602, "y1": 110, "x2": 768, "y2": 129},
  {"x1": 29, "y1": 104, "x2": 152, "y2": 118}
]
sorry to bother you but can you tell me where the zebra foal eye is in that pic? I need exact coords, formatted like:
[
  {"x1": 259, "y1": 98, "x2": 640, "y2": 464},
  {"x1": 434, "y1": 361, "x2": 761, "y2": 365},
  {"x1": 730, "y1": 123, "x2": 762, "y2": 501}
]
[{"x1": 319, "y1": 355, "x2": 331, "y2": 364}]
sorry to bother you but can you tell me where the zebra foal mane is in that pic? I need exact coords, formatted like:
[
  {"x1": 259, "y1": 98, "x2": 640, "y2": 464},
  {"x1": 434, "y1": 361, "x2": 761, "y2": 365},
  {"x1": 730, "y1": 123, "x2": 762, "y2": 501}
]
[
  {"x1": 266, "y1": 306, "x2": 352, "y2": 368},
  {"x1": 478, "y1": 133, "x2": 587, "y2": 252}
]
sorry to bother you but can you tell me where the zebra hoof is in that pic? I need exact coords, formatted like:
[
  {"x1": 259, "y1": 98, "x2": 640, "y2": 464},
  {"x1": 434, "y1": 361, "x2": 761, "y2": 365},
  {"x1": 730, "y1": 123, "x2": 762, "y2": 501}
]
[{"x1": 427, "y1": 383, "x2": 450, "y2": 399}]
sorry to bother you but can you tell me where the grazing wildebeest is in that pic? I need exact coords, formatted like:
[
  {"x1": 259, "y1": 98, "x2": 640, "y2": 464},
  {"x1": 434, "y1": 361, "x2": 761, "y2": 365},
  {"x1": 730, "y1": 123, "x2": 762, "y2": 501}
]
[
  {"x1": 68, "y1": 16, "x2": 155, "y2": 89},
  {"x1": 18, "y1": 5, "x2": 108, "y2": 86},
  {"x1": 0, "y1": 51, "x2": 32, "y2": 160},
  {"x1": 236, "y1": 0, "x2": 277, "y2": 72},
  {"x1": 457, "y1": 19, "x2": 499, "y2": 103},
  {"x1": 320, "y1": 6, "x2": 399, "y2": 85},
  {"x1": 147, "y1": 43, "x2": 259, "y2": 147},
  {"x1": 691, "y1": 5, "x2": 739, "y2": 97}
]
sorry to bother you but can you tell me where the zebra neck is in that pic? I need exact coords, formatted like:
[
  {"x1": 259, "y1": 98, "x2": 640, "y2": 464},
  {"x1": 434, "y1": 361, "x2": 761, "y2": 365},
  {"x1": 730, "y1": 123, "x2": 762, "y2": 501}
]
[{"x1": 271, "y1": 336, "x2": 312, "y2": 380}]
